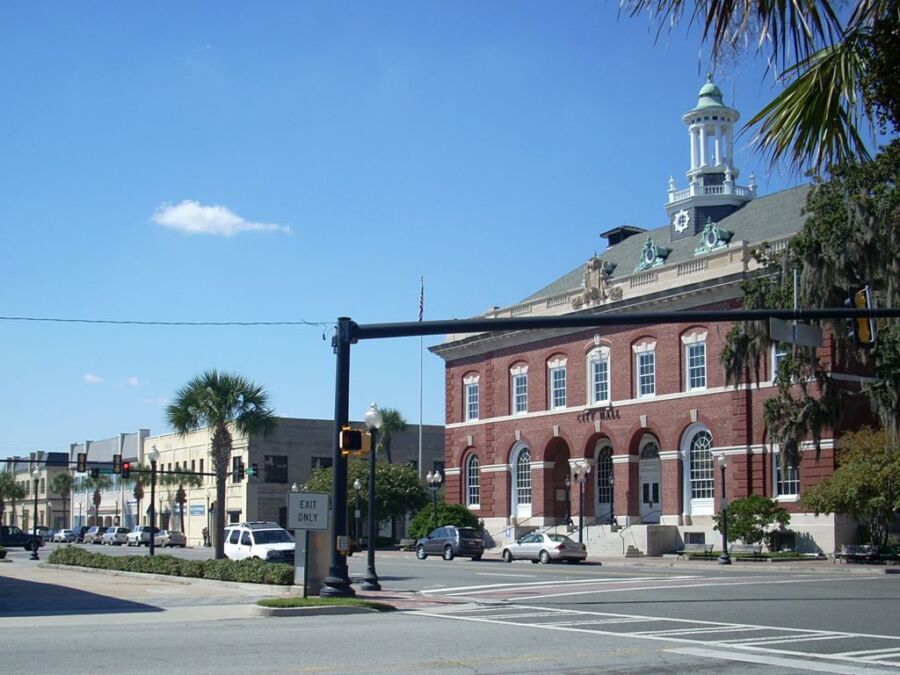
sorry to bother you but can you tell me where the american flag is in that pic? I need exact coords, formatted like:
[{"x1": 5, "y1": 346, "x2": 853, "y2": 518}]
[{"x1": 418, "y1": 276, "x2": 424, "y2": 321}]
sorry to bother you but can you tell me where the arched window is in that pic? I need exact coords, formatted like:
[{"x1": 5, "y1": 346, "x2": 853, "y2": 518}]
[
  {"x1": 466, "y1": 454, "x2": 480, "y2": 507},
  {"x1": 587, "y1": 347, "x2": 611, "y2": 405},
  {"x1": 689, "y1": 430, "x2": 714, "y2": 499},
  {"x1": 595, "y1": 444, "x2": 613, "y2": 505},
  {"x1": 515, "y1": 449, "x2": 531, "y2": 505}
]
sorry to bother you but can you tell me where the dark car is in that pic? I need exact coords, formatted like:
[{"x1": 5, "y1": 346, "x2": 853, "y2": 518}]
[
  {"x1": 415, "y1": 525, "x2": 484, "y2": 561},
  {"x1": 0, "y1": 525, "x2": 44, "y2": 550},
  {"x1": 73, "y1": 526, "x2": 92, "y2": 543}
]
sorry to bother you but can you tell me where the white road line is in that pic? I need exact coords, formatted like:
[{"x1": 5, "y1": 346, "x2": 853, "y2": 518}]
[
  {"x1": 838, "y1": 647, "x2": 900, "y2": 658},
  {"x1": 668, "y1": 646, "x2": 898, "y2": 675},
  {"x1": 421, "y1": 575, "x2": 692, "y2": 595},
  {"x1": 634, "y1": 625, "x2": 763, "y2": 637},
  {"x1": 476, "y1": 572, "x2": 537, "y2": 578},
  {"x1": 720, "y1": 633, "x2": 854, "y2": 646},
  {"x1": 861, "y1": 652, "x2": 900, "y2": 662},
  {"x1": 519, "y1": 574, "x2": 872, "y2": 601}
]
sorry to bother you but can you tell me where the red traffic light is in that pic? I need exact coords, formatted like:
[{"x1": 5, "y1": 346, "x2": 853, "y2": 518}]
[{"x1": 122, "y1": 461, "x2": 131, "y2": 479}]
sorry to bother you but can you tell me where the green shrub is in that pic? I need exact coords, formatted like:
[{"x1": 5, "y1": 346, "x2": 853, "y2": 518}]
[
  {"x1": 712, "y1": 495, "x2": 790, "y2": 545},
  {"x1": 408, "y1": 500, "x2": 482, "y2": 540},
  {"x1": 48, "y1": 546, "x2": 293, "y2": 585}
]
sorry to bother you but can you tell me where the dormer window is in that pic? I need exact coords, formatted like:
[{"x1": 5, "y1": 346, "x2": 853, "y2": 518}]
[
  {"x1": 694, "y1": 219, "x2": 733, "y2": 256},
  {"x1": 636, "y1": 238, "x2": 670, "y2": 271}
]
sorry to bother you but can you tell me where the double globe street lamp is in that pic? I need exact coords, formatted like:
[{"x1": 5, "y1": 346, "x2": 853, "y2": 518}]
[
  {"x1": 361, "y1": 403, "x2": 382, "y2": 591},
  {"x1": 425, "y1": 470, "x2": 443, "y2": 531},
  {"x1": 148, "y1": 445, "x2": 160, "y2": 557},
  {"x1": 31, "y1": 465, "x2": 40, "y2": 560},
  {"x1": 572, "y1": 463, "x2": 591, "y2": 544},
  {"x1": 718, "y1": 454, "x2": 731, "y2": 565}
]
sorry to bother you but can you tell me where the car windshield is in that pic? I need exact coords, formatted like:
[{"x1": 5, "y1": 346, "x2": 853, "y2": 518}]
[
  {"x1": 253, "y1": 530, "x2": 293, "y2": 544},
  {"x1": 458, "y1": 529, "x2": 481, "y2": 540}
]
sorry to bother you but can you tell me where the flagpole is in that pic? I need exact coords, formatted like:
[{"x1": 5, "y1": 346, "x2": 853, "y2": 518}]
[{"x1": 418, "y1": 276, "x2": 424, "y2": 479}]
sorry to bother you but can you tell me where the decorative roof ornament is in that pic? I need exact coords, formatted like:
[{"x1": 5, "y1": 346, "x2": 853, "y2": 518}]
[
  {"x1": 694, "y1": 218, "x2": 733, "y2": 256},
  {"x1": 571, "y1": 255, "x2": 621, "y2": 310},
  {"x1": 635, "y1": 238, "x2": 670, "y2": 271}
]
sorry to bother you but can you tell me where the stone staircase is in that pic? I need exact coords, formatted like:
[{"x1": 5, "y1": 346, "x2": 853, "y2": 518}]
[{"x1": 625, "y1": 545, "x2": 645, "y2": 558}]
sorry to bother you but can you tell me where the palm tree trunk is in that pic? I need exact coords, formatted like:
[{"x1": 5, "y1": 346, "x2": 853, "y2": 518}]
[{"x1": 212, "y1": 424, "x2": 232, "y2": 560}]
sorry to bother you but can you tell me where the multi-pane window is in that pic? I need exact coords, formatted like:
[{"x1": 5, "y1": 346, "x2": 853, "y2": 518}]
[
  {"x1": 264, "y1": 455, "x2": 288, "y2": 483},
  {"x1": 772, "y1": 343, "x2": 788, "y2": 378},
  {"x1": 775, "y1": 454, "x2": 800, "y2": 496},
  {"x1": 466, "y1": 455, "x2": 480, "y2": 506},
  {"x1": 686, "y1": 342, "x2": 707, "y2": 390},
  {"x1": 637, "y1": 351, "x2": 655, "y2": 397},
  {"x1": 511, "y1": 366, "x2": 528, "y2": 414},
  {"x1": 549, "y1": 360, "x2": 567, "y2": 409},
  {"x1": 464, "y1": 376, "x2": 479, "y2": 421},
  {"x1": 596, "y1": 447, "x2": 613, "y2": 504},
  {"x1": 589, "y1": 348, "x2": 611, "y2": 404},
  {"x1": 515, "y1": 449, "x2": 531, "y2": 505},
  {"x1": 311, "y1": 456, "x2": 333, "y2": 471},
  {"x1": 689, "y1": 431, "x2": 714, "y2": 499}
]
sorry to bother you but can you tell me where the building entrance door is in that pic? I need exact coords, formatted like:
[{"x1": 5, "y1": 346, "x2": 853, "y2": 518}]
[{"x1": 639, "y1": 442, "x2": 661, "y2": 523}]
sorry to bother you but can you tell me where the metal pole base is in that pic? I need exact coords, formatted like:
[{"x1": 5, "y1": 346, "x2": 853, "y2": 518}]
[
  {"x1": 718, "y1": 554, "x2": 732, "y2": 565},
  {"x1": 360, "y1": 570, "x2": 381, "y2": 591},
  {"x1": 320, "y1": 567, "x2": 356, "y2": 597},
  {"x1": 30, "y1": 546, "x2": 39, "y2": 561}
]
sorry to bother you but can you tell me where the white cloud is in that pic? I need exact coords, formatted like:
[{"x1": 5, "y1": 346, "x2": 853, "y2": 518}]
[
  {"x1": 152, "y1": 200, "x2": 292, "y2": 237},
  {"x1": 84, "y1": 373, "x2": 104, "y2": 384},
  {"x1": 127, "y1": 376, "x2": 140, "y2": 387},
  {"x1": 143, "y1": 397, "x2": 169, "y2": 408}
]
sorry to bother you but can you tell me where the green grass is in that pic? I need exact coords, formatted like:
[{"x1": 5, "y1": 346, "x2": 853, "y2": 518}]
[{"x1": 257, "y1": 596, "x2": 394, "y2": 611}]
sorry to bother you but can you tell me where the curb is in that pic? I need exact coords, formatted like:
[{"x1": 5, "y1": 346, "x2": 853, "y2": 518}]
[{"x1": 253, "y1": 604, "x2": 380, "y2": 617}]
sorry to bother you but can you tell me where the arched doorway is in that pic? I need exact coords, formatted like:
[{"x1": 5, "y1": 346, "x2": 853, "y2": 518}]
[
  {"x1": 545, "y1": 438, "x2": 571, "y2": 522},
  {"x1": 681, "y1": 424, "x2": 714, "y2": 516},
  {"x1": 510, "y1": 443, "x2": 532, "y2": 521},
  {"x1": 594, "y1": 440, "x2": 613, "y2": 523},
  {"x1": 639, "y1": 435, "x2": 661, "y2": 523}
]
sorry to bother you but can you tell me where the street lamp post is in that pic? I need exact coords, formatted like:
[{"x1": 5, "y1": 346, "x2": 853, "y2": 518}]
[
  {"x1": 361, "y1": 402, "x2": 383, "y2": 591},
  {"x1": 31, "y1": 466, "x2": 40, "y2": 560},
  {"x1": 148, "y1": 445, "x2": 159, "y2": 557},
  {"x1": 426, "y1": 470, "x2": 442, "y2": 531},
  {"x1": 718, "y1": 455, "x2": 731, "y2": 565},
  {"x1": 353, "y1": 479, "x2": 362, "y2": 544},
  {"x1": 609, "y1": 476, "x2": 616, "y2": 530},
  {"x1": 572, "y1": 463, "x2": 591, "y2": 544},
  {"x1": 564, "y1": 476, "x2": 572, "y2": 531},
  {"x1": 47, "y1": 502, "x2": 53, "y2": 532}
]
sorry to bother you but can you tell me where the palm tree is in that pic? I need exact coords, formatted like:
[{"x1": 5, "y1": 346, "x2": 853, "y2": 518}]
[
  {"x1": 377, "y1": 408, "x2": 407, "y2": 465},
  {"x1": 622, "y1": 0, "x2": 898, "y2": 171},
  {"x1": 50, "y1": 472, "x2": 75, "y2": 529},
  {"x1": 166, "y1": 370, "x2": 276, "y2": 559},
  {"x1": 0, "y1": 471, "x2": 26, "y2": 548},
  {"x1": 84, "y1": 475, "x2": 111, "y2": 526},
  {"x1": 133, "y1": 481, "x2": 144, "y2": 527},
  {"x1": 158, "y1": 470, "x2": 203, "y2": 533}
]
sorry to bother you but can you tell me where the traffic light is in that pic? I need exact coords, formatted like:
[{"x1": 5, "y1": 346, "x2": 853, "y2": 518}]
[
  {"x1": 122, "y1": 462, "x2": 131, "y2": 479},
  {"x1": 233, "y1": 460, "x2": 245, "y2": 482},
  {"x1": 851, "y1": 285, "x2": 876, "y2": 347},
  {"x1": 112, "y1": 454, "x2": 122, "y2": 474},
  {"x1": 76, "y1": 452, "x2": 87, "y2": 473},
  {"x1": 340, "y1": 427, "x2": 363, "y2": 454},
  {"x1": 247, "y1": 464, "x2": 258, "y2": 478}
]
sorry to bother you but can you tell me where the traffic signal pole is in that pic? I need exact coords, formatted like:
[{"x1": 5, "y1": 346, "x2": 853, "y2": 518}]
[{"x1": 320, "y1": 317, "x2": 355, "y2": 597}]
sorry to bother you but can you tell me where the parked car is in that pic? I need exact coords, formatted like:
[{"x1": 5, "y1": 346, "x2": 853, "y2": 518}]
[
  {"x1": 415, "y1": 525, "x2": 484, "y2": 561},
  {"x1": 126, "y1": 525, "x2": 160, "y2": 546},
  {"x1": 52, "y1": 528, "x2": 76, "y2": 543},
  {"x1": 223, "y1": 522, "x2": 294, "y2": 563},
  {"x1": 73, "y1": 526, "x2": 92, "y2": 543},
  {"x1": 101, "y1": 526, "x2": 130, "y2": 545},
  {"x1": 154, "y1": 530, "x2": 187, "y2": 548},
  {"x1": 501, "y1": 532, "x2": 587, "y2": 564},
  {"x1": 35, "y1": 526, "x2": 55, "y2": 543},
  {"x1": 0, "y1": 525, "x2": 44, "y2": 550},
  {"x1": 82, "y1": 526, "x2": 107, "y2": 545}
]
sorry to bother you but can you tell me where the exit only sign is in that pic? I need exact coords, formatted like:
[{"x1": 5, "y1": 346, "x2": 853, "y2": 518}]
[{"x1": 286, "y1": 491, "x2": 330, "y2": 531}]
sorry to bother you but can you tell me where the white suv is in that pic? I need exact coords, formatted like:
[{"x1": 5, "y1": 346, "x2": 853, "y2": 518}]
[
  {"x1": 127, "y1": 525, "x2": 160, "y2": 546},
  {"x1": 223, "y1": 522, "x2": 295, "y2": 564}
]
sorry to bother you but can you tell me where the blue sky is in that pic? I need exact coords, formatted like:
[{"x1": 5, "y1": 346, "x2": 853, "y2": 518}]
[{"x1": 0, "y1": 2, "x2": 800, "y2": 459}]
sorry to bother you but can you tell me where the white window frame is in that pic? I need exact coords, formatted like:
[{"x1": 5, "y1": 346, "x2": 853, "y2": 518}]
[
  {"x1": 773, "y1": 447, "x2": 800, "y2": 500},
  {"x1": 587, "y1": 346, "x2": 611, "y2": 405},
  {"x1": 772, "y1": 342, "x2": 788, "y2": 380},
  {"x1": 689, "y1": 430, "x2": 714, "y2": 500},
  {"x1": 510, "y1": 443, "x2": 532, "y2": 518},
  {"x1": 633, "y1": 342, "x2": 656, "y2": 398},
  {"x1": 682, "y1": 331, "x2": 707, "y2": 391},
  {"x1": 510, "y1": 364, "x2": 528, "y2": 415},
  {"x1": 466, "y1": 454, "x2": 480, "y2": 508},
  {"x1": 463, "y1": 374, "x2": 479, "y2": 422},
  {"x1": 548, "y1": 357, "x2": 567, "y2": 410}
]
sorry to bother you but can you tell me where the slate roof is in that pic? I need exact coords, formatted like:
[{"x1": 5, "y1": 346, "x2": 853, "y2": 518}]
[{"x1": 521, "y1": 185, "x2": 810, "y2": 305}]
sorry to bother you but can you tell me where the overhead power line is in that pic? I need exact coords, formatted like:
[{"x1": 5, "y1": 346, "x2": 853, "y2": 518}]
[{"x1": 0, "y1": 315, "x2": 332, "y2": 329}]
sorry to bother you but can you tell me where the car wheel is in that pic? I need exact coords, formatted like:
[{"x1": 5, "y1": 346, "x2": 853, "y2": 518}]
[
  {"x1": 502, "y1": 549, "x2": 514, "y2": 563},
  {"x1": 415, "y1": 545, "x2": 427, "y2": 560},
  {"x1": 443, "y1": 546, "x2": 455, "y2": 561},
  {"x1": 471, "y1": 554, "x2": 482, "y2": 561},
  {"x1": 539, "y1": 550, "x2": 551, "y2": 564}
]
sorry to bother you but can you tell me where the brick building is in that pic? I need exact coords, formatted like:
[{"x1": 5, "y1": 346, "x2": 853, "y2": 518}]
[{"x1": 431, "y1": 77, "x2": 851, "y2": 556}]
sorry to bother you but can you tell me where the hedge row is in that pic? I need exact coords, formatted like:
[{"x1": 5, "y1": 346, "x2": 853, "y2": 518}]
[{"x1": 48, "y1": 546, "x2": 294, "y2": 585}]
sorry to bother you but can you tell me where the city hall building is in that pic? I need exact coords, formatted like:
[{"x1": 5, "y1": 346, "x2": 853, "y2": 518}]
[{"x1": 432, "y1": 78, "x2": 852, "y2": 556}]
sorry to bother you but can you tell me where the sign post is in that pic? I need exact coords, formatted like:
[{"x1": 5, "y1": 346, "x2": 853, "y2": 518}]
[{"x1": 287, "y1": 491, "x2": 331, "y2": 597}]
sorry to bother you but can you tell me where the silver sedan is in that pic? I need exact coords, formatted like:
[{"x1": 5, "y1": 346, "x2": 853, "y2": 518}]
[
  {"x1": 154, "y1": 530, "x2": 187, "y2": 548},
  {"x1": 501, "y1": 532, "x2": 587, "y2": 564}
]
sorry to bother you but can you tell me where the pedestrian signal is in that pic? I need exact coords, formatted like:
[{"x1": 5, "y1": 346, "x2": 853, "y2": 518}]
[
  {"x1": 340, "y1": 427, "x2": 363, "y2": 454},
  {"x1": 851, "y1": 285, "x2": 876, "y2": 347}
]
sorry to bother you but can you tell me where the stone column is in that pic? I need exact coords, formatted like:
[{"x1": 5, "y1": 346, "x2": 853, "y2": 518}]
[{"x1": 659, "y1": 450, "x2": 683, "y2": 525}]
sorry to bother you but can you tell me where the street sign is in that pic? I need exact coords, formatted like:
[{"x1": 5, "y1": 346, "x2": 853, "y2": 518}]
[
  {"x1": 286, "y1": 491, "x2": 330, "y2": 531},
  {"x1": 769, "y1": 318, "x2": 823, "y2": 348}
]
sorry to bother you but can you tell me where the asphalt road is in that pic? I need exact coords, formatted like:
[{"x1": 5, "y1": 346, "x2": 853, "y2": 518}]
[{"x1": 3, "y1": 543, "x2": 899, "y2": 673}]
